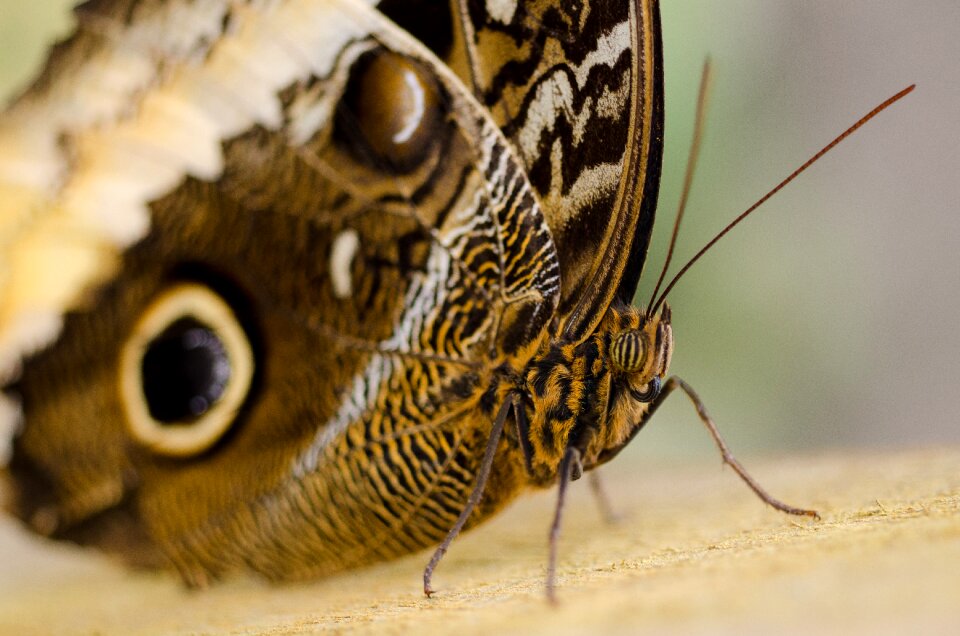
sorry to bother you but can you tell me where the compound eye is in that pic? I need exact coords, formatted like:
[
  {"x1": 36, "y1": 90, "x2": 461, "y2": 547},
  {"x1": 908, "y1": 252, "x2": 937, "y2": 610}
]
[
  {"x1": 610, "y1": 330, "x2": 647, "y2": 373},
  {"x1": 338, "y1": 50, "x2": 442, "y2": 171},
  {"x1": 629, "y1": 376, "x2": 661, "y2": 403},
  {"x1": 119, "y1": 284, "x2": 254, "y2": 457}
]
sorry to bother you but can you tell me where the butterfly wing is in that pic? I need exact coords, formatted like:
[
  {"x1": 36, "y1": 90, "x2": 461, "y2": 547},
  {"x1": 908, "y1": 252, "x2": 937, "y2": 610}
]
[
  {"x1": 438, "y1": 0, "x2": 665, "y2": 340},
  {"x1": 2, "y1": 0, "x2": 559, "y2": 581}
]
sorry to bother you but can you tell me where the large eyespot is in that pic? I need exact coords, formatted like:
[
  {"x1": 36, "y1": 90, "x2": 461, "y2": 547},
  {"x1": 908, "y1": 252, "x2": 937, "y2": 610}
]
[
  {"x1": 336, "y1": 50, "x2": 442, "y2": 171},
  {"x1": 610, "y1": 330, "x2": 647, "y2": 373},
  {"x1": 119, "y1": 284, "x2": 254, "y2": 457},
  {"x1": 629, "y1": 376, "x2": 662, "y2": 403}
]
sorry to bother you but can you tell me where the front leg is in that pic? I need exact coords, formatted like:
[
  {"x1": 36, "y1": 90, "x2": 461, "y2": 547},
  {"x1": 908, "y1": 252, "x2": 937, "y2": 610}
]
[
  {"x1": 596, "y1": 376, "x2": 819, "y2": 519},
  {"x1": 665, "y1": 377, "x2": 819, "y2": 519}
]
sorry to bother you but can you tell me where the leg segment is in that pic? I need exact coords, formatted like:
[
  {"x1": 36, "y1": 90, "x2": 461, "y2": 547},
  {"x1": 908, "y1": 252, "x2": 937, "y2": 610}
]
[
  {"x1": 664, "y1": 376, "x2": 819, "y2": 519},
  {"x1": 587, "y1": 470, "x2": 622, "y2": 525},
  {"x1": 422, "y1": 393, "x2": 516, "y2": 597},
  {"x1": 546, "y1": 445, "x2": 583, "y2": 604}
]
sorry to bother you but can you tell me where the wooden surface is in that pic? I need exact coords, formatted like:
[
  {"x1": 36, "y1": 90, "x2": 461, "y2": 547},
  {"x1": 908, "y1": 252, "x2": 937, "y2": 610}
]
[{"x1": 1, "y1": 446, "x2": 958, "y2": 635}]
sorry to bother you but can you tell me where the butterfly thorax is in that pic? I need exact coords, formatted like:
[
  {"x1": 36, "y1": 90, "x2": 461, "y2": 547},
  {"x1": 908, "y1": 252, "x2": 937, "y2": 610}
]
[{"x1": 519, "y1": 303, "x2": 673, "y2": 487}]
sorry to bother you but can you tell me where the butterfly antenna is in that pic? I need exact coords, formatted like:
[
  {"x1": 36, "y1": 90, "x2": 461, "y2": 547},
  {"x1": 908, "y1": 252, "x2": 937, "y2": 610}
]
[
  {"x1": 650, "y1": 83, "x2": 915, "y2": 316},
  {"x1": 646, "y1": 59, "x2": 713, "y2": 316}
]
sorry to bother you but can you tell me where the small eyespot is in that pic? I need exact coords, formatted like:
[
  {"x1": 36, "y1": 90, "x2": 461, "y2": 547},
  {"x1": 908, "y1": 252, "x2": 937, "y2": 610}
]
[
  {"x1": 630, "y1": 376, "x2": 661, "y2": 403},
  {"x1": 336, "y1": 50, "x2": 441, "y2": 171},
  {"x1": 119, "y1": 284, "x2": 254, "y2": 457}
]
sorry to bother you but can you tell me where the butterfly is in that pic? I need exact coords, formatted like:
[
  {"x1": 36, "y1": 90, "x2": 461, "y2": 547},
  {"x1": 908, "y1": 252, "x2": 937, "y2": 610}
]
[{"x1": 0, "y1": 0, "x2": 910, "y2": 598}]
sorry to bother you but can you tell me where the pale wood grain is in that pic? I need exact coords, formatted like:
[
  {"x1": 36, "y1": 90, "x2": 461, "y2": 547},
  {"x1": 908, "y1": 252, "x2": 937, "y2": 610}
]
[{"x1": 1, "y1": 446, "x2": 958, "y2": 635}]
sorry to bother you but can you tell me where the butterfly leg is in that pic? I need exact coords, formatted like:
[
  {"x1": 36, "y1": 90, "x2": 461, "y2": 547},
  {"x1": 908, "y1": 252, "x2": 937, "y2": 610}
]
[
  {"x1": 662, "y1": 376, "x2": 820, "y2": 519},
  {"x1": 587, "y1": 470, "x2": 622, "y2": 525},
  {"x1": 546, "y1": 444, "x2": 583, "y2": 604},
  {"x1": 422, "y1": 393, "x2": 518, "y2": 597}
]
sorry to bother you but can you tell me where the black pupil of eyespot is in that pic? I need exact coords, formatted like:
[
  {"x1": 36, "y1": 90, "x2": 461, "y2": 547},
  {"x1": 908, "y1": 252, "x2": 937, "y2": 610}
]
[{"x1": 141, "y1": 318, "x2": 231, "y2": 424}]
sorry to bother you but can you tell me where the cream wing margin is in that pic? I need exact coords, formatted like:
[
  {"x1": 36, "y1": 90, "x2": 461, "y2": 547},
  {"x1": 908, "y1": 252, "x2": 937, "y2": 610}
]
[{"x1": 0, "y1": 0, "x2": 380, "y2": 380}]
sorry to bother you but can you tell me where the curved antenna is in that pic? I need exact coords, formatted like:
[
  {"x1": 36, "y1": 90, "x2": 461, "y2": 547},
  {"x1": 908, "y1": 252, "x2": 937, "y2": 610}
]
[
  {"x1": 646, "y1": 59, "x2": 713, "y2": 316},
  {"x1": 650, "y1": 84, "x2": 915, "y2": 316}
]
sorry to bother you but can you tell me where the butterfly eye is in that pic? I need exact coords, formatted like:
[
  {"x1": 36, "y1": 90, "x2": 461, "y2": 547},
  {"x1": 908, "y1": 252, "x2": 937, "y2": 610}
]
[
  {"x1": 338, "y1": 50, "x2": 441, "y2": 171},
  {"x1": 610, "y1": 330, "x2": 648, "y2": 373},
  {"x1": 119, "y1": 284, "x2": 254, "y2": 457}
]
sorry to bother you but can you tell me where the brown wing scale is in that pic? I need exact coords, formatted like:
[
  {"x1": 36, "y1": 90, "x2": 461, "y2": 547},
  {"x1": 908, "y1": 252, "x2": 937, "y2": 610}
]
[
  {"x1": 3, "y1": 0, "x2": 561, "y2": 582},
  {"x1": 433, "y1": 0, "x2": 664, "y2": 340},
  {"x1": 2, "y1": 0, "x2": 671, "y2": 587}
]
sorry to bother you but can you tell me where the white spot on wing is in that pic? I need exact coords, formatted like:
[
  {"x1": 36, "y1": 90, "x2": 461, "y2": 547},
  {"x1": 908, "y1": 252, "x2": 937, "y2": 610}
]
[
  {"x1": 486, "y1": 0, "x2": 518, "y2": 24},
  {"x1": 330, "y1": 229, "x2": 360, "y2": 299}
]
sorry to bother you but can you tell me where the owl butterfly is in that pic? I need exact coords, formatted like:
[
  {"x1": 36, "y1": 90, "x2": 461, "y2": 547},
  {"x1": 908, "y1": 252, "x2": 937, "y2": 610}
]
[{"x1": 0, "y1": 0, "x2": 910, "y2": 598}]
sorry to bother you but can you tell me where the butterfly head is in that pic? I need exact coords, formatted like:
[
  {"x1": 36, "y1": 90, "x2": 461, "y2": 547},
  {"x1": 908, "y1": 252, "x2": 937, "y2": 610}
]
[
  {"x1": 521, "y1": 301, "x2": 674, "y2": 483},
  {"x1": 608, "y1": 302, "x2": 673, "y2": 401},
  {"x1": 569, "y1": 301, "x2": 674, "y2": 474}
]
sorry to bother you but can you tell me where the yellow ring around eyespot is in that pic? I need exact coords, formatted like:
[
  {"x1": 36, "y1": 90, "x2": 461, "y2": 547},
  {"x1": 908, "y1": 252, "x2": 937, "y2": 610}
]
[{"x1": 118, "y1": 283, "x2": 254, "y2": 457}]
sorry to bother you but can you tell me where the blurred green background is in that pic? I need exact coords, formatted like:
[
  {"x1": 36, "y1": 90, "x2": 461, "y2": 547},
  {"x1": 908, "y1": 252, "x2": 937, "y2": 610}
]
[{"x1": 0, "y1": 1, "x2": 956, "y2": 462}]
